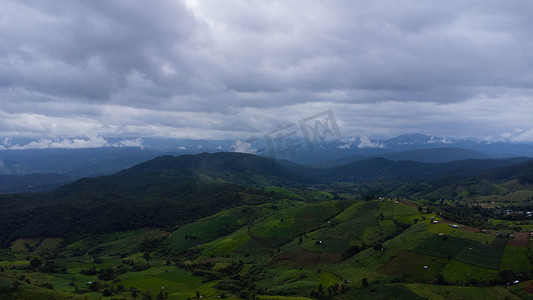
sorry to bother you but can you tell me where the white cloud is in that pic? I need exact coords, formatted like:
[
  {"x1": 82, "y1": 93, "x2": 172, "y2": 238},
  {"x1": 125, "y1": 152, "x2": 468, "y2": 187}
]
[
  {"x1": 337, "y1": 136, "x2": 357, "y2": 149},
  {"x1": 428, "y1": 136, "x2": 452, "y2": 144},
  {"x1": 480, "y1": 128, "x2": 533, "y2": 143},
  {"x1": 230, "y1": 140, "x2": 257, "y2": 154},
  {"x1": 1, "y1": 138, "x2": 11, "y2": 146},
  {"x1": 510, "y1": 129, "x2": 533, "y2": 142},
  {"x1": 9, "y1": 136, "x2": 110, "y2": 150},
  {"x1": 5, "y1": 136, "x2": 145, "y2": 150},
  {"x1": 358, "y1": 136, "x2": 385, "y2": 149},
  {"x1": 113, "y1": 138, "x2": 145, "y2": 148},
  {"x1": 336, "y1": 144, "x2": 351, "y2": 149}
]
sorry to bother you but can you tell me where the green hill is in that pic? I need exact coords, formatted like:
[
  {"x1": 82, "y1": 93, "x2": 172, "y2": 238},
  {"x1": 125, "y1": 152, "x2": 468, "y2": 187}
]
[
  {"x1": 2, "y1": 152, "x2": 533, "y2": 299},
  {"x1": 3, "y1": 197, "x2": 531, "y2": 299}
]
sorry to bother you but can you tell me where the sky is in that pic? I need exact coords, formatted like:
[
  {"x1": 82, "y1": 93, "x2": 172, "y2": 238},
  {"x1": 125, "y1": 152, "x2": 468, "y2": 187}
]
[{"x1": 1, "y1": 0, "x2": 533, "y2": 149}]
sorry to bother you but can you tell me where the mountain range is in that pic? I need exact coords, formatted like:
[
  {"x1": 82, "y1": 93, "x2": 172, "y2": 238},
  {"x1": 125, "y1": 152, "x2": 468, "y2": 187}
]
[
  {"x1": 2, "y1": 151, "x2": 533, "y2": 246},
  {"x1": 1, "y1": 133, "x2": 532, "y2": 193}
]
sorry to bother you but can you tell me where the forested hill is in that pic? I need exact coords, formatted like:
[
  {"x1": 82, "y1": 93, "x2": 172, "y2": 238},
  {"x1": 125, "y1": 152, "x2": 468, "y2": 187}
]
[
  {"x1": 1, "y1": 152, "x2": 532, "y2": 246},
  {"x1": 0, "y1": 152, "x2": 314, "y2": 246},
  {"x1": 117, "y1": 152, "x2": 316, "y2": 186},
  {"x1": 321, "y1": 157, "x2": 531, "y2": 184}
]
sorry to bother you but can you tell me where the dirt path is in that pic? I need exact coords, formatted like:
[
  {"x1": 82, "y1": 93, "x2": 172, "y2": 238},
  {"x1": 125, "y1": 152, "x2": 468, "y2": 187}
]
[{"x1": 508, "y1": 232, "x2": 528, "y2": 247}]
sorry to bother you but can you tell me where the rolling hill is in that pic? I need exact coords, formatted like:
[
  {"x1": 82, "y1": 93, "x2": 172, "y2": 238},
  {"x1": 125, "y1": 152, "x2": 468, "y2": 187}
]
[
  {"x1": 322, "y1": 157, "x2": 532, "y2": 184},
  {"x1": 0, "y1": 152, "x2": 316, "y2": 245},
  {"x1": 1, "y1": 152, "x2": 532, "y2": 246},
  {"x1": 118, "y1": 152, "x2": 316, "y2": 186},
  {"x1": 2, "y1": 152, "x2": 533, "y2": 299},
  {"x1": 318, "y1": 147, "x2": 490, "y2": 167}
]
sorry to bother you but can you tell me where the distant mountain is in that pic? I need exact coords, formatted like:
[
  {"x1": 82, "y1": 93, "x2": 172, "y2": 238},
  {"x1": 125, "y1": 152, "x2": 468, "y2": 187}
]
[
  {"x1": 322, "y1": 157, "x2": 531, "y2": 184},
  {"x1": 264, "y1": 133, "x2": 533, "y2": 165},
  {"x1": 0, "y1": 147, "x2": 161, "y2": 175},
  {"x1": 376, "y1": 148, "x2": 489, "y2": 163},
  {"x1": 0, "y1": 147, "x2": 161, "y2": 193},
  {"x1": 382, "y1": 133, "x2": 457, "y2": 149},
  {"x1": 0, "y1": 173, "x2": 71, "y2": 193},
  {"x1": 1, "y1": 133, "x2": 532, "y2": 192},
  {"x1": 316, "y1": 147, "x2": 489, "y2": 167}
]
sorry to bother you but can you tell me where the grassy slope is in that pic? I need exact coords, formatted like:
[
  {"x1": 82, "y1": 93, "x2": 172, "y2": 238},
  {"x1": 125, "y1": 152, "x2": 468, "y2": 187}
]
[
  {"x1": 2, "y1": 198, "x2": 532, "y2": 299},
  {"x1": 407, "y1": 283, "x2": 522, "y2": 300}
]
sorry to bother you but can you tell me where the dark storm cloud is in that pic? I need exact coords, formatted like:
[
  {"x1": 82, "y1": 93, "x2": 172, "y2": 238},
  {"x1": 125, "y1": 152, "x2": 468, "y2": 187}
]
[{"x1": 1, "y1": 0, "x2": 533, "y2": 143}]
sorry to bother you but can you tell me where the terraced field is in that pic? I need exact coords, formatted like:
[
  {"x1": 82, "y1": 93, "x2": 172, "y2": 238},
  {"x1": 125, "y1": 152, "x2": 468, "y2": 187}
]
[{"x1": 2, "y1": 198, "x2": 533, "y2": 299}]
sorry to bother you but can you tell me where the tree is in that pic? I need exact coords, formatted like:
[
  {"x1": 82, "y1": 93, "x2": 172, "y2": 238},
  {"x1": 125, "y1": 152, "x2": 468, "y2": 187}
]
[
  {"x1": 98, "y1": 268, "x2": 116, "y2": 281},
  {"x1": 29, "y1": 257, "x2": 42, "y2": 269},
  {"x1": 157, "y1": 291, "x2": 165, "y2": 300},
  {"x1": 142, "y1": 291, "x2": 152, "y2": 300},
  {"x1": 88, "y1": 281, "x2": 101, "y2": 292},
  {"x1": 362, "y1": 277, "x2": 369, "y2": 288},
  {"x1": 434, "y1": 273, "x2": 446, "y2": 285},
  {"x1": 372, "y1": 242, "x2": 383, "y2": 251},
  {"x1": 131, "y1": 287, "x2": 138, "y2": 298}
]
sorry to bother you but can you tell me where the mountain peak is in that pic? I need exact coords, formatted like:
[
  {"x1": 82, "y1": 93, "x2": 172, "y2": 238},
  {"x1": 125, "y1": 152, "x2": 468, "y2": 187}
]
[{"x1": 387, "y1": 133, "x2": 453, "y2": 145}]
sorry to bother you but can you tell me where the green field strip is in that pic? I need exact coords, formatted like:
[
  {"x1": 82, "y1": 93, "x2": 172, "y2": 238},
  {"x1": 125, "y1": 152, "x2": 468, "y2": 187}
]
[{"x1": 501, "y1": 245, "x2": 532, "y2": 272}]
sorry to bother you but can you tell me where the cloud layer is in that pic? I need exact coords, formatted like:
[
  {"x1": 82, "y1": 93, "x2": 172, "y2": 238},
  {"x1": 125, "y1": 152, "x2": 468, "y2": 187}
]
[
  {"x1": 0, "y1": 136, "x2": 145, "y2": 150},
  {"x1": 1, "y1": 0, "x2": 533, "y2": 143}
]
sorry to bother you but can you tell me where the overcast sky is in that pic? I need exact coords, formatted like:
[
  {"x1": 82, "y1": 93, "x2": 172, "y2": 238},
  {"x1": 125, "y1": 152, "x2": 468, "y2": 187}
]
[{"x1": 1, "y1": 0, "x2": 533, "y2": 147}]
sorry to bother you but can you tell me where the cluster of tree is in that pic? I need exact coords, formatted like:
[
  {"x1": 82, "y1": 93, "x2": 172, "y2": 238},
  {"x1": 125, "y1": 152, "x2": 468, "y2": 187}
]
[
  {"x1": 177, "y1": 260, "x2": 250, "y2": 284},
  {"x1": 139, "y1": 237, "x2": 166, "y2": 253},
  {"x1": 214, "y1": 277, "x2": 259, "y2": 299},
  {"x1": 310, "y1": 283, "x2": 348, "y2": 299},
  {"x1": 437, "y1": 204, "x2": 491, "y2": 228},
  {"x1": 27, "y1": 257, "x2": 66, "y2": 274}
]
